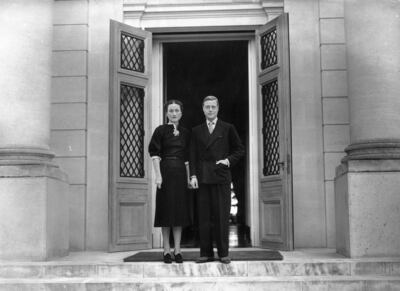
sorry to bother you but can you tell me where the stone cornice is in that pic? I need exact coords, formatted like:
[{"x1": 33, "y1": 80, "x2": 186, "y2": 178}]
[
  {"x1": 342, "y1": 139, "x2": 400, "y2": 162},
  {"x1": 336, "y1": 139, "x2": 400, "y2": 177},
  {"x1": 0, "y1": 147, "x2": 68, "y2": 181},
  {"x1": 123, "y1": 0, "x2": 283, "y2": 29},
  {"x1": 0, "y1": 147, "x2": 55, "y2": 166}
]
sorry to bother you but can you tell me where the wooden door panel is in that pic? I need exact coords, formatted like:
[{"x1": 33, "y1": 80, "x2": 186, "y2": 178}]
[
  {"x1": 261, "y1": 200, "x2": 282, "y2": 236},
  {"x1": 109, "y1": 20, "x2": 152, "y2": 252},
  {"x1": 260, "y1": 179, "x2": 283, "y2": 242},
  {"x1": 118, "y1": 201, "x2": 148, "y2": 243},
  {"x1": 257, "y1": 13, "x2": 293, "y2": 250}
]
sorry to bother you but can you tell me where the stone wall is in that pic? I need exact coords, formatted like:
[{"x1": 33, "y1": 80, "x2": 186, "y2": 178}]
[
  {"x1": 319, "y1": 0, "x2": 349, "y2": 248},
  {"x1": 52, "y1": 0, "x2": 88, "y2": 251},
  {"x1": 51, "y1": 0, "x2": 123, "y2": 251}
]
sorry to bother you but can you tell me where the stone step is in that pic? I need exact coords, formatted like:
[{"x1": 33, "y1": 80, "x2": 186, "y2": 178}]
[
  {"x1": 0, "y1": 260, "x2": 399, "y2": 279},
  {"x1": 0, "y1": 276, "x2": 399, "y2": 291}
]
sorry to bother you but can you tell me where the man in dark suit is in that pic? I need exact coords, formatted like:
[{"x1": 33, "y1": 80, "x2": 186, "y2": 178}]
[{"x1": 190, "y1": 95, "x2": 244, "y2": 264}]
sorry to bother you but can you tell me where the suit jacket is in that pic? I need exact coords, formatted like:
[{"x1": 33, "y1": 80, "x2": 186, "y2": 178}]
[{"x1": 190, "y1": 119, "x2": 245, "y2": 184}]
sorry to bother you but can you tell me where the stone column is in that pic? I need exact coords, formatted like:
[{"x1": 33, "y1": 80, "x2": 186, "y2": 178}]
[
  {"x1": 335, "y1": 0, "x2": 400, "y2": 257},
  {"x1": 0, "y1": 0, "x2": 69, "y2": 260}
]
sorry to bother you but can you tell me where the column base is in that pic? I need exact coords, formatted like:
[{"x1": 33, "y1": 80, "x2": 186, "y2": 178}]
[
  {"x1": 335, "y1": 140, "x2": 400, "y2": 258},
  {"x1": 0, "y1": 147, "x2": 69, "y2": 261}
]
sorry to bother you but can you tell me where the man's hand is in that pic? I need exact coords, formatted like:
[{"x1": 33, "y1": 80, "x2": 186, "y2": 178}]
[
  {"x1": 155, "y1": 175, "x2": 162, "y2": 189},
  {"x1": 216, "y1": 159, "x2": 230, "y2": 167},
  {"x1": 190, "y1": 176, "x2": 199, "y2": 189}
]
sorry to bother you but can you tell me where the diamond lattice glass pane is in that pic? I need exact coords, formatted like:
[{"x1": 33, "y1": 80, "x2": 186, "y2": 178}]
[
  {"x1": 260, "y1": 28, "x2": 278, "y2": 70},
  {"x1": 262, "y1": 79, "x2": 280, "y2": 176},
  {"x1": 120, "y1": 33, "x2": 145, "y2": 72},
  {"x1": 120, "y1": 84, "x2": 145, "y2": 178}
]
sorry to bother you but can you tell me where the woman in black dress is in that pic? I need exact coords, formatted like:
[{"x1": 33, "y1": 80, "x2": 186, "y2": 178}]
[{"x1": 148, "y1": 100, "x2": 191, "y2": 264}]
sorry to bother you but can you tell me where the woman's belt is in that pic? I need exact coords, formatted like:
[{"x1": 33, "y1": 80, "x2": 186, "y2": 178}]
[{"x1": 162, "y1": 156, "x2": 183, "y2": 160}]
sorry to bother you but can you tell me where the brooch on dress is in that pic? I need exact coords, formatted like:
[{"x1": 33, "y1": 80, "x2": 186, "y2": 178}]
[{"x1": 172, "y1": 124, "x2": 180, "y2": 136}]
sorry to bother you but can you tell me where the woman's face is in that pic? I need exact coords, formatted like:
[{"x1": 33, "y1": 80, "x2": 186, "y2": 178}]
[{"x1": 166, "y1": 103, "x2": 182, "y2": 123}]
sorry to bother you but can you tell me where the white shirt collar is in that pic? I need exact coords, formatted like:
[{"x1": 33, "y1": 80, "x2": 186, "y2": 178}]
[{"x1": 207, "y1": 117, "x2": 218, "y2": 125}]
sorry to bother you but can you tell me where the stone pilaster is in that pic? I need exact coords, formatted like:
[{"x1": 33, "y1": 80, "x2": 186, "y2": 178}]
[
  {"x1": 335, "y1": 0, "x2": 400, "y2": 257},
  {"x1": 0, "y1": 0, "x2": 69, "y2": 260}
]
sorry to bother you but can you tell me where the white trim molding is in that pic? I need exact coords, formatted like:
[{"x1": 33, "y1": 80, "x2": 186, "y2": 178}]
[{"x1": 123, "y1": 0, "x2": 283, "y2": 31}]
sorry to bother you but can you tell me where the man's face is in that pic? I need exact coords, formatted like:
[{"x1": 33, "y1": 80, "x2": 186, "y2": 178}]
[{"x1": 203, "y1": 100, "x2": 219, "y2": 121}]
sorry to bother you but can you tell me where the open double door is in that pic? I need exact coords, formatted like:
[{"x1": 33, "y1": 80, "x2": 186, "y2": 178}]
[{"x1": 108, "y1": 14, "x2": 293, "y2": 252}]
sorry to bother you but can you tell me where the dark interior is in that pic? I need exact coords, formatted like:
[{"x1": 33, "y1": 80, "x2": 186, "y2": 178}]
[{"x1": 163, "y1": 40, "x2": 250, "y2": 247}]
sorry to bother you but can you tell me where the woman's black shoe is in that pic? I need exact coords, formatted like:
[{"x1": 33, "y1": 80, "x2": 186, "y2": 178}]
[
  {"x1": 174, "y1": 253, "x2": 183, "y2": 264},
  {"x1": 163, "y1": 253, "x2": 172, "y2": 264}
]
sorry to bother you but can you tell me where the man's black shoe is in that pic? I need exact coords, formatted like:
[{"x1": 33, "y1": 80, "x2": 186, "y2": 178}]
[
  {"x1": 195, "y1": 256, "x2": 214, "y2": 263},
  {"x1": 220, "y1": 256, "x2": 231, "y2": 264}
]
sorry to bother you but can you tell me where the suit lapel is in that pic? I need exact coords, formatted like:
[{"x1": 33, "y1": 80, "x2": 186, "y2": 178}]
[
  {"x1": 206, "y1": 120, "x2": 223, "y2": 148},
  {"x1": 200, "y1": 123, "x2": 210, "y2": 144}
]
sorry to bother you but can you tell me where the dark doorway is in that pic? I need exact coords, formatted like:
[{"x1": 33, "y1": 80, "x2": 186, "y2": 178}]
[{"x1": 163, "y1": 40, "x2": 250, "y2": 247}]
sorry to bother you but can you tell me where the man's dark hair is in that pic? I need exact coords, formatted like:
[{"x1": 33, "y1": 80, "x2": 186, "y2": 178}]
[{"x1": 202, "y1": 95, "x2": 219, "y2": 107}]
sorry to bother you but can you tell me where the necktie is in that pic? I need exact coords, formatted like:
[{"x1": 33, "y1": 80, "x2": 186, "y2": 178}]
[{"x1": 208, "y1": 121, "x2": 214, "y2": 134}]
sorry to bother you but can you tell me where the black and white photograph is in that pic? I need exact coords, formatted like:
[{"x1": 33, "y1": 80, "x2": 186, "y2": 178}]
[{"x1": 0, "y1": 0, "x2": 399, "y2": 289}]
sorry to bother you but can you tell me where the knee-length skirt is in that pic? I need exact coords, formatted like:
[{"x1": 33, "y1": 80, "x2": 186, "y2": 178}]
[{"x1": 154, "y1": 158, "x2": 191, "y2": 227}]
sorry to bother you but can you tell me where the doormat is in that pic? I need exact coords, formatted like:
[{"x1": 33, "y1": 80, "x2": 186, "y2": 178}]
[{"x1": 123, "y1": 250, "x2": 283, "y2": 262}]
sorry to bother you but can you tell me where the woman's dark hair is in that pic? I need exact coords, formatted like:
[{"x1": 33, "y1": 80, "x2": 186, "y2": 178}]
[{"x1": 164, "y1": 99, "x2": 183, "y2": 113}]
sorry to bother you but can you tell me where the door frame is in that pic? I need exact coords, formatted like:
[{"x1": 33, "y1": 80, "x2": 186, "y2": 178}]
[{"x1": 151, "y1": 31, "x2": 261, "y2": 247}]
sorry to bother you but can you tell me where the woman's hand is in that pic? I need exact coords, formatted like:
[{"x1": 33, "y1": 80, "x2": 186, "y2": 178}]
[{"x1": 155, "y1": 175, "x2": 162, "y2": 189}]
